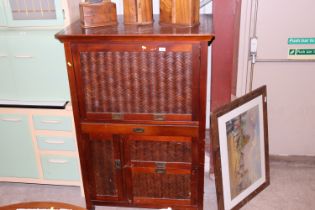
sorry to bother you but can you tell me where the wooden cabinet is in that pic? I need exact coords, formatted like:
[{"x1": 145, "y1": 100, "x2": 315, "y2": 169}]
[{"x1": 56, "y1": 15, "x2": 214, "y2": 210}]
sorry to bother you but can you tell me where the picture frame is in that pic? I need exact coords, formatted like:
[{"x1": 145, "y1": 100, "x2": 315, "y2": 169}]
[{"x1": 211, "y1": 86, "x2": 270, "y2": 210}]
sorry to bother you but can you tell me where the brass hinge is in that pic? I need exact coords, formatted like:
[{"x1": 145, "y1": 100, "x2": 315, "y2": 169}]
[{"x1": 112, "y1": 113, "x2": 124, "y2": 120}]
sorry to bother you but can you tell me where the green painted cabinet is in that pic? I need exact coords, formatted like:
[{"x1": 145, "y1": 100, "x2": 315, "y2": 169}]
[
  {"x1": 0, "y1": 1, "x2": 7, "y2": 26},
  {"x1": 0, "y1": 31, "x2": 16, "y2": 100},
  {"x1": 7, "y1": 30, "x2": 70, "y2": 101},
  {"x1": 0, "y1": 114, "x2": 38, "y2": 178},
  {"x1": 0, "y1": 29, "x2": 70, "y2": 101}
]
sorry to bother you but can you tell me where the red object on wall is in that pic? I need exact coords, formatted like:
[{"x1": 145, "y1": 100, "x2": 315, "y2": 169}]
[
  {"x1": 211, "y1": 0, "x2": 242, "y2": 111},
  {"x1": 210, "y1": 0, "x2": 242, "y2": 173}
]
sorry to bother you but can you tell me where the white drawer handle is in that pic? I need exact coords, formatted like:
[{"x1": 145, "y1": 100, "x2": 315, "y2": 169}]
[
  {"x1": 1, "y1": 118, "x2": 22, "y2": 122},
  {"x1": 41, "y1": 120, "x2": 62, "y2": 124},
  {"x1": 45, "y1": 140, "x2": 65, "y2": 145},
  {"x1": 48, "y1": 159, "x2": 68, "y2": 164},
  {"x1": 14, "y1": 55, "x2": 33, "y2": 59}
]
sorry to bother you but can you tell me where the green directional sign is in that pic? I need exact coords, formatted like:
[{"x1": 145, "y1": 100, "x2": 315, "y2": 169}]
[
  {"x1": 288, "y1": 49, "x2": 315, "y2": 56},
  {"x1": 289, "y1": 49, "x2": 296, "y2": 55},
  {"x1": 288, "y1": 38, "x2": 315, "y2": 45},
  {"x1": 296, "y1": 49, "x2": 315, "y2": 55}
]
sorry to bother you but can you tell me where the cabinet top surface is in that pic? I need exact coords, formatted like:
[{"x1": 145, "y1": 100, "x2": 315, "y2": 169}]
[{"x1": 55, "y1": 15, "x2": 214, "y2": 42}]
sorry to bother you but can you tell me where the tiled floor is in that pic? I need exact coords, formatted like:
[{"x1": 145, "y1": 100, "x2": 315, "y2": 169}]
[{"x1": 1, "y1": 156, "x2": 315, "y2": 210}]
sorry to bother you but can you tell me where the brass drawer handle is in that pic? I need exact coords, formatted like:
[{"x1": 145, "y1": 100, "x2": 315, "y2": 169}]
[{"x1": 133, "y1": 128, "x2": 144, "y2": 133}]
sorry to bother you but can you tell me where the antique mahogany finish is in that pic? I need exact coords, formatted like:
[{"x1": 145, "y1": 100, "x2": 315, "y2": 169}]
[{"x1": 56, "y1": 15, "x2": 214, "y2": 210}]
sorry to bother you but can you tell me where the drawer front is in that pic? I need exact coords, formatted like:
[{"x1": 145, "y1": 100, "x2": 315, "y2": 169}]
[
  {"x1": 81, "y1": 123, "x2": 199, "y2": 137},
  {"x1": 37, "y1": 136, "x2": 76, "y2": 151},
  {"x1": 33, "y1": 115, "x2": 72, "y2": 131},
  {"x1": 41, "y1": 155, "x2": 80, "y2": 181}
]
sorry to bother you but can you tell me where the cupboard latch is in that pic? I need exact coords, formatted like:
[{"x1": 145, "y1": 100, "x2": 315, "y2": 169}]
[
  {"x1": 155, "y1": 162, "x2": 166, "y2": 174},
  {"x1": 115, "y1": 159, "x2": 121, "y2": 169}
]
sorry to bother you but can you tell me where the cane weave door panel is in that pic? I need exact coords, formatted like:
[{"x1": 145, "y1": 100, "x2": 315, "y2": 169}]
[
  {"x1": 123, "y1": 135, "x2": 198, "y2": 206},
  {"x1": 86, "y1": 133, "x2": 124, "y2": 201},
  {"x1": 71, "y1": 43, "x2": 200, "y2": 122}
]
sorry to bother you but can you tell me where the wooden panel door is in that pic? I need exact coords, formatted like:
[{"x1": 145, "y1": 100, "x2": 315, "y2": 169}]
[
  {"x1": 123, "y1": 135, "x2": 199, "y2": 208},
  {"x1": 71, "y1": 42, "x2": 201, "y2": 122},
  {"x1": 85, "y1": 133, "x2": 124, "y2": 202}
]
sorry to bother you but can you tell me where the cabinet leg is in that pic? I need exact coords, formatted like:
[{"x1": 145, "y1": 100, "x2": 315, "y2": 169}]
[{"x1": 87, "y1": 204, "x2": 95, "y2": 210}]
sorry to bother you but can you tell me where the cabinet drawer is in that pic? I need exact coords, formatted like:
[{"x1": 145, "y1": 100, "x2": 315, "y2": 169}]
[
  {"x1": 41, "y1": 155, "x2": 80, "y2": 181},
  {"x1": 33, "y1": 115, "x2": 72, "y2": 131},
  {"x1": 81, "y1": 123, "x2": 199, "y2": 137},
  {"x1": 37, "y1": 136, "x2": 76, "y2": 151},
  {"x1": 131, "y1": 165, "x2": 195, "y2": 206}
]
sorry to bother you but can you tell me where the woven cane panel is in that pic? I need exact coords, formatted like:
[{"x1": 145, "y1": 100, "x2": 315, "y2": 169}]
[
  {"x1": 130, "y1": 140, "x2": 192, "y2": 163},
  {"x1": 80, "y1": 51, "x2": 193, "y2": 114},
  {"x1": 132, "y1": 173, "x2": 191, "y2": 199},
  {"x1": 90, "y1": 139, "x2": 117, "y2": 197}
]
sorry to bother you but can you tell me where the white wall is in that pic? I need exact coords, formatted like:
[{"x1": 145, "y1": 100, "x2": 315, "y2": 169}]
[{"x1": 237, "y1": 0, "x2": 315, "y2": 156}]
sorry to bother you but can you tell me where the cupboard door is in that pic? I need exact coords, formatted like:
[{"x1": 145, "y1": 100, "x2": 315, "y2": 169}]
[
  {"x1": 0, "y1": 114, "x2": 38, "y2": 178},
  {"x1": 72, "y1": 42, "x2": 201, "y2": 122},
  {"x1": 86, "y1": 133, "x2": 124, "y2": 201},
  {"x1": 124, "y1": 135, "x2": 198, "y2": 207},
  {"x1": 7, "y1": 30, "x2": 70, "y2": 101},
  {"x1": 0, "y1": 31, "x2": 16, "y2": 100}
]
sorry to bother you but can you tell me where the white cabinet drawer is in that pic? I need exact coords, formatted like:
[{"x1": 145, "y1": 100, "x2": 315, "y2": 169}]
[
  {"x1": 41, "y1": 155, "x2": 80, "y2": 181},
  {"x1": 37, "y1": 136, "x2": 76, "y2": 151},
  {"x1": 33, "y1": 115, "x2": 72, "y2": 131}
]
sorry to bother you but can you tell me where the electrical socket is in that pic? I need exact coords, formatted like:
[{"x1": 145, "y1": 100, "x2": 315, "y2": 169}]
[{"x1": 250, "y1": 37, "x2": 258, "y2": 54}]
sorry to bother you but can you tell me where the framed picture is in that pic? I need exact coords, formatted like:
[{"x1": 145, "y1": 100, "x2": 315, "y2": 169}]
[{"x1": 211, "y1": 86, "x2": 270, "y2": 210}]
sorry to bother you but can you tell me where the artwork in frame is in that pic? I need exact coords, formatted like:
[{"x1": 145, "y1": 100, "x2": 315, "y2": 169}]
[{"x1": 211, "y1": 86, "x2": 270, "y2": 210}]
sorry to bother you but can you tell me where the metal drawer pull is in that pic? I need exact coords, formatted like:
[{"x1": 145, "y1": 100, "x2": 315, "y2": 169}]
[
  {"x1": 155, "y1": 162, "x2": 166, "y2": 174},
  {"x1": 14, "y1": 55, "x2": 33, "y2": 59},
  {"x1": 48, "y1": 159, "x2": 69, "y2": 164},
  {"x1": 133, "y1": 128, "x2": 144, "y2": 133},
  {"x1": 1, "y1": 118, "x2": 22, "y2": 122},
  {"x1": 41, "y1": 120, "x2": 62, "y2": 124},
  {"x1": 45, "y1": 140, "x2": 65, "y2": 144}
]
